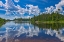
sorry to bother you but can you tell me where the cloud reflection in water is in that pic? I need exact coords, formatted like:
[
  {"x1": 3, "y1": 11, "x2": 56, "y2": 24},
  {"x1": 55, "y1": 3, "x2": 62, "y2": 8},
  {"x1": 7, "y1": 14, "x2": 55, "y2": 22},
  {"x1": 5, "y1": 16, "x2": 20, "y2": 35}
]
[{"x1": 0, "y1": 21, "x2": 64, "y2": 42}]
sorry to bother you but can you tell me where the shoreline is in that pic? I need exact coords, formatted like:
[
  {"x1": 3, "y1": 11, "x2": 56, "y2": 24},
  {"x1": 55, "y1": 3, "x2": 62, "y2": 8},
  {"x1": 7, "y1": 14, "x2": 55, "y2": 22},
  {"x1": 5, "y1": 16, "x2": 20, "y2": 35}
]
[{"x1": 35, "y1": 21, "x2": 64, "y2": 24}]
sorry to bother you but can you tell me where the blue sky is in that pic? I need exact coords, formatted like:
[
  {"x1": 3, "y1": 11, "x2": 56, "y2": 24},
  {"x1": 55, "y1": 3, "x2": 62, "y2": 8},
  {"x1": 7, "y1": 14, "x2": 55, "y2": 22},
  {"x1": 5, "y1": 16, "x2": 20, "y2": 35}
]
[{"x1": 0, "y1": 0, "x2": 64, "y2": 20}]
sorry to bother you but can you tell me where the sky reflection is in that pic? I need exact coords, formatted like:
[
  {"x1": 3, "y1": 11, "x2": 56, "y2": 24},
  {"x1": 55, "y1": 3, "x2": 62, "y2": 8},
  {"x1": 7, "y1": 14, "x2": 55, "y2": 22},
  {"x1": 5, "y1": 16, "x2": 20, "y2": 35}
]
[{"x1": 0, "y1": 21, "x2": 64, "y2": 42}]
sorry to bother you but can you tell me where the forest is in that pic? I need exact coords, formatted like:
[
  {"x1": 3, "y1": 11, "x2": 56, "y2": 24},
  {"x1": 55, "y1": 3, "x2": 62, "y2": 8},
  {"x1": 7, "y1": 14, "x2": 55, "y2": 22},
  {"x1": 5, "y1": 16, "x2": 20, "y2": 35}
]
[{"x1": 31, "y1": 12, "x2": 64, "y2": 24}]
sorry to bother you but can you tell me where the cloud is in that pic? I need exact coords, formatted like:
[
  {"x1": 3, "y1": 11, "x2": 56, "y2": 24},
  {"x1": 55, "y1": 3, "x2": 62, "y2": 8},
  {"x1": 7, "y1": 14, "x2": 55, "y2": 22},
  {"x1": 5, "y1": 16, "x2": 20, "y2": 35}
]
[
  {"x1": 16, "y1": 5, "x2": 26, "y2": 15},
  {"x1": 45, "y1": 6, "x2": 54, "y2": 14},
  {"x1": 21, "y1": 15, "x2": 32, "y2": 19},
  {"x1": 0, "y1": 14, "x2": 22, "y2": 20},
  {"x1": 0, "y1": 1, "x2": 4, "y2": 7},
  {"x1": 14, "y1": 0, "x2": 19, "y2": 3},
  {"x1": 15, "y1": 4, "x2": 40, "y2": 16},
  {"x1": 0, "y1": 0, "x2": 40, "y2": 19},
  {"x1": 54, "y1": 0, "x2": 64, "y2": 12},
  {"x1": 4, "y1": 0, "x2": 25, "y2": 15},
  {"x1": 26, "y1": 4, "x2": 40, "y2": 15},
  {"x1": 44, "y1": 0, "x2": 64, "y2": 13}
]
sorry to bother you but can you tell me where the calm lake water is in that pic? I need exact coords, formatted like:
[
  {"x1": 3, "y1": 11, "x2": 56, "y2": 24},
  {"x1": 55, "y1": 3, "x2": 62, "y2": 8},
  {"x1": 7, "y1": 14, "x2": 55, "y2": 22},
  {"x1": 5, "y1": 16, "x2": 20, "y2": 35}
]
[{"x1": 0, "y1": 21, "x2": 64, "y2": 42}]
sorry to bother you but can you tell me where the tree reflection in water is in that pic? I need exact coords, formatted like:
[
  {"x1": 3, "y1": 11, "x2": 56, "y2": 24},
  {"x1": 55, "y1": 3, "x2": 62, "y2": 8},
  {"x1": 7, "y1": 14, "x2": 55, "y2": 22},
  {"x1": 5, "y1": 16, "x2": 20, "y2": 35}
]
[{"x1": 0, "y1": 21, "x2": 64, "y2": 42}]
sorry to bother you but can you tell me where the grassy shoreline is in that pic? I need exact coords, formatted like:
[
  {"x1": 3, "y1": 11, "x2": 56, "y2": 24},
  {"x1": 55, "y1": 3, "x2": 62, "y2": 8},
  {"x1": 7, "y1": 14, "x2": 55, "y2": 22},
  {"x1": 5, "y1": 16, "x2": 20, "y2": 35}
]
[{"x1": 35, "y1": 21, "x2": 64, "y2": 24}]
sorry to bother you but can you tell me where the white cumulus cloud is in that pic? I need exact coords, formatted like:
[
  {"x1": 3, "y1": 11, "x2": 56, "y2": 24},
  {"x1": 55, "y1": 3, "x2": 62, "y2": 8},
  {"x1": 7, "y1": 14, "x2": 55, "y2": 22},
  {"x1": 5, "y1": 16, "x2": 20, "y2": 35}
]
[
  {"x1": 0, "y1": 0, "x2": 40, "y2": 19},
  {"x1": 45, "y1": 6, "x2": 54, "y2": 14},
  {"x1": 0, "y1": 1, "x2": 4, "y2": 7},
  {"x1": 54, "y1": 0, "x2": 64, "y2": 12},
  {"x1": 14, "y1": 0, "x2": 19, "y2": 3},
  {"x1": 26, "y1": 4, "x2": 40, "y2": 15},
  {"x1": 44, "y1": 0, "x2": 64, "y2": 13}
]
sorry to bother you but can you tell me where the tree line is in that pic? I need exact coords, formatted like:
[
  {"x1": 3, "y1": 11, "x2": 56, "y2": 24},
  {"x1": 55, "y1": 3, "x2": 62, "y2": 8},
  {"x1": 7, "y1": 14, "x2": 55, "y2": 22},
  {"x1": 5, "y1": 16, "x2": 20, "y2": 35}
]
[
  {"x1": 31, "y1": 12, "x2": 64, "y2": 22},
  {"x1": 0, "y1": 18, "x2": 6, "y2": 27}
]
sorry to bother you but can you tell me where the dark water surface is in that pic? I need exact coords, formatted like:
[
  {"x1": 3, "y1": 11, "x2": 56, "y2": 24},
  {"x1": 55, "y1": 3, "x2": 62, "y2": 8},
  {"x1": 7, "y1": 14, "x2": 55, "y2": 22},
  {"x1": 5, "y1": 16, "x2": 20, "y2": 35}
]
[{"x1": 0, "y1": 21, "x2": 64, "y2": 42}]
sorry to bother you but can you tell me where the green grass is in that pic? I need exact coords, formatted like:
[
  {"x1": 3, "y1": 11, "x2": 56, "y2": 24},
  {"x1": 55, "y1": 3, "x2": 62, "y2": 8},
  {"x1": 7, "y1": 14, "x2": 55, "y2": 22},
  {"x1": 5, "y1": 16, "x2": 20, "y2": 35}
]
[{"x1": 35, "y1": 21, "x2": 64, "y2": 24}]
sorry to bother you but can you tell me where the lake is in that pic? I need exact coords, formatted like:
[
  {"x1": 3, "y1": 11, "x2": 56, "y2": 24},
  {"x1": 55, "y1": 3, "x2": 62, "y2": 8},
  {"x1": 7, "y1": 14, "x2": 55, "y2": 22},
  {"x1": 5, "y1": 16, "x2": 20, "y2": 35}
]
[{"x1": 0, "y1": 21, "x2": 64, "y2": 42}]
